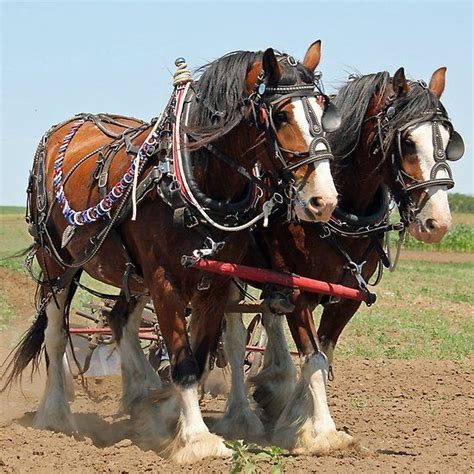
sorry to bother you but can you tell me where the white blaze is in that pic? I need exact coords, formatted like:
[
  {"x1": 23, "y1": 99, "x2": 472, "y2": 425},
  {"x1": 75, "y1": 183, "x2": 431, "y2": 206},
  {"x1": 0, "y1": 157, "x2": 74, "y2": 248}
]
[
  {"x1": 409, "y1": 122, "x2": 452, "y2": 241},
  {"x1": 291, "y1": 97, "x2": 337, "y2": 222}
]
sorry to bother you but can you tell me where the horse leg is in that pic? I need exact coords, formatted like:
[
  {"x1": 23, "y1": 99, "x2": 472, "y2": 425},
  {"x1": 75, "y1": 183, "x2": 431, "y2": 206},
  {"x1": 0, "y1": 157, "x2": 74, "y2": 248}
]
[
  {"x1": 141, "y1": 274, "x2": 230, "y2": 463},
  {"x1": 251, "y1": 311, "x2": 296, "y2": 422},
  {"x1": 34, "y1": 281, "x2": 78, "y2": 432},
  {"x1": 272, "y1": 304, "x2": 353, "y2": 454},
  {"x1": 106, "y1": 293, "x2": 162, "y2": 414},
  {"x1": 318, "y1": 299, "x2": 362, "y2": 366},
  {"x1": 214, "y1": 283, "x2": 265, "y2": 441}
]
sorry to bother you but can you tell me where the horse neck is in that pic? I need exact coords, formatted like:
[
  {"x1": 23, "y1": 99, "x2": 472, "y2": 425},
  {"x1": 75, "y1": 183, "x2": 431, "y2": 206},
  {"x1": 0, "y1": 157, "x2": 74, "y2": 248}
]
[
  {"x1": 195, "y1": 123, "x2": 262, "y2": 200},
  {"x1": 336, "y1": 104, "x2": 388, "y2": 215}
]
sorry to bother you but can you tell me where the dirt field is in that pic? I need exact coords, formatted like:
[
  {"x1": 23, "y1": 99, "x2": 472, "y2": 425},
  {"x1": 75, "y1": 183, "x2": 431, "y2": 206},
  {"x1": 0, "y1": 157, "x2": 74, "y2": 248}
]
[{"x1": 0, "y1": 267, "x2": 472, "y2": 473}]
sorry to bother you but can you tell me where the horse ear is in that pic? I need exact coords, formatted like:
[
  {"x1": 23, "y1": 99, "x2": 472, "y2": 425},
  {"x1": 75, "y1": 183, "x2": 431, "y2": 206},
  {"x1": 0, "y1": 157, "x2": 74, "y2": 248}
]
[
  {"x1": 429, "y1": 67, "x2": 447, "y2": 98},
  {"x1": 392, "y1": 67, "x2": 409, "y2": 98},
  {"x1": 303, "y1": 40, "x2": 321, "y2": 73},
  {"x1": 262, "y1": 48, "x2": 282, "y2": 84}
]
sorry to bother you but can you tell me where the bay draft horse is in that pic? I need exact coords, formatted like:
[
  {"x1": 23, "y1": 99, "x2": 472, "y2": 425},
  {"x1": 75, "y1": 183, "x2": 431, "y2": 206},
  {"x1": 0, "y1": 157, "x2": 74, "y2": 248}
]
[
  {"x1": 221, "y1": 67, "x2": 464, "y2": 453},
  {"x1": 2, "y1": 41, "x2": 339, "y2": 462}
]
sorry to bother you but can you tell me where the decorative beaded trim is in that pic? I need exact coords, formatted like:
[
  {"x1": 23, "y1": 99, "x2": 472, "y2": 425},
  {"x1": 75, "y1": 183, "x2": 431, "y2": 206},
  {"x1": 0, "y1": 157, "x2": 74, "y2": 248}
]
[
  {"x1": 264, "y1": 84, "x2": 315, "y2": 94},
  {"x1": 53, "y1": 119, "x2": 149, "y2": 226}
]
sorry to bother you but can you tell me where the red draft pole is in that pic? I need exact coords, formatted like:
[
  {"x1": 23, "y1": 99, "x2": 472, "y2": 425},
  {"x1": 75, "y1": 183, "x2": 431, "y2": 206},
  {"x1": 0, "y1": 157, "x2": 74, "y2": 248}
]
[{"x1": 189, "y1": 259, "x2": 374, "y2": 304}]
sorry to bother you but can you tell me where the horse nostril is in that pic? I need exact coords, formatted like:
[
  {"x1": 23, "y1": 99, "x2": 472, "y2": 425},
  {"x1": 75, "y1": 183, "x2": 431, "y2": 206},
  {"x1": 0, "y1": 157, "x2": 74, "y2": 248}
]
[
  {"x1": 309, "y1": 197, "x2": 324, "y2": 210},
  {"x1": 426, "y1": 218, "x2": 438, "y2": 231}
]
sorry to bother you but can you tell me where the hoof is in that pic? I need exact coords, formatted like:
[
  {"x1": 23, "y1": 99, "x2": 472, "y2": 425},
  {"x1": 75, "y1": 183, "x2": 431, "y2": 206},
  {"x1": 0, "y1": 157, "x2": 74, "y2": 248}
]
[
  {"x1": 293, "y1": 430, "x2": 354, "y2": 455},
  {"x1": 214, "y1": 406, "x2": 265, "y2": 441},
  {"x1": 130, "y1": 393, "x2": 180, "y2": 450},
  {"x1": 34, "y1": 403, "x2": 77, "y2": 433},
  {"x1": 170, "y1": 432, "x2": 232, "y2": 464}
]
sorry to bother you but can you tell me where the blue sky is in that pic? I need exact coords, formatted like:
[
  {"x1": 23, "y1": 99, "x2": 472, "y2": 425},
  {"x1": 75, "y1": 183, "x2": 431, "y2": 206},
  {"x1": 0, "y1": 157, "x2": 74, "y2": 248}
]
[{"x1": 1, "y1": 0, "x2": 472, "y2": 205}]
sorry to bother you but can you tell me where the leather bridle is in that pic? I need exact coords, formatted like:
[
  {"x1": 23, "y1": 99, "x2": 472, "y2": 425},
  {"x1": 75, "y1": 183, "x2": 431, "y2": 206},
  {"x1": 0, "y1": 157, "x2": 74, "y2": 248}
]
[
  {"x1": 248, "y1": 64, "x2": 339, "y2": 181},
  {"x1": 372, "y1": 87, "x2": 464, "y2": 225}
]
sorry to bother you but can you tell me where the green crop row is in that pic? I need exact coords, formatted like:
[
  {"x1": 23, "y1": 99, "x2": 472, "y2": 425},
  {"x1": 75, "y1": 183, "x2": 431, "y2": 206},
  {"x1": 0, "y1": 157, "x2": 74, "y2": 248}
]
[{"x1": 403, "y1": 223, "x2": 474, "y2": 253}]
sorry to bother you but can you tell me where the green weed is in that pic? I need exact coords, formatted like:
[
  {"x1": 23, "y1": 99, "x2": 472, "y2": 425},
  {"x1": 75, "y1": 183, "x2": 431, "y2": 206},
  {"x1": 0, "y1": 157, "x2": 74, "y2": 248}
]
[
  {"x1": 348, "y1": 395, "x2": 368, "y2": 410},
  {"x1": 225, "y1": 440, "x2": 291, "y2": 474}
]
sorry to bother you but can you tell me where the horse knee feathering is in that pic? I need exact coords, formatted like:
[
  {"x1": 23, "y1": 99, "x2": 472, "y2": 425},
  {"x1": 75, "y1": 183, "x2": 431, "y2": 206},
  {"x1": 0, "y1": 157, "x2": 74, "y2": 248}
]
[{"x1": 2, "y1": 41, "x2": 342, "y2": 462}]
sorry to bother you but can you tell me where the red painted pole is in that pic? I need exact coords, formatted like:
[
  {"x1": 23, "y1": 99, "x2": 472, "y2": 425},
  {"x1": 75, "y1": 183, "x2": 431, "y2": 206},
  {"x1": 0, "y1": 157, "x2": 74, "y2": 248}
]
[{"x1": 190, "y1": 259, "x2": 371, "y2": 303}]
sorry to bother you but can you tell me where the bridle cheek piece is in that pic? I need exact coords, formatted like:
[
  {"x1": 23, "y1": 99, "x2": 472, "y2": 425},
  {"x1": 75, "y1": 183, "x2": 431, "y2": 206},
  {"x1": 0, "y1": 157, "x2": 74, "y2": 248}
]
[{"x1": 248, "y1": 72, "x2": 340, "y2": 180}]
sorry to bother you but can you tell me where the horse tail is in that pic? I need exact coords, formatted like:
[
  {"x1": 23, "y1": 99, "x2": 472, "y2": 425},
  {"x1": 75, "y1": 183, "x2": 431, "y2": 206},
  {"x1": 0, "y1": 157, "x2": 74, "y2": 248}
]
[
  {"x1": 1, "y1": 270, "x2": 81, "y2": 393},
  {"x1": 0, "y1": 289, "x2": 47, "y2": 392},
  {"x1": 0, "y1": 243, "x2": 35, "y2": 262}
]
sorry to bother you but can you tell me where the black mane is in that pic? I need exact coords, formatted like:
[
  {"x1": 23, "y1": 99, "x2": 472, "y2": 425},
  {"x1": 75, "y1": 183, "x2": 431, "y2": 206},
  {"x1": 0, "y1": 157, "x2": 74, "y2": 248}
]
[
  {"x1": 188, "y1": 50, "x2": 314, "y2": 147},
  {"x1": 328, "y1": 72, "x2": 444, "y2": 174},
  {"x1": 328, "y1": 72, "x2": 390, "y2": 164}
]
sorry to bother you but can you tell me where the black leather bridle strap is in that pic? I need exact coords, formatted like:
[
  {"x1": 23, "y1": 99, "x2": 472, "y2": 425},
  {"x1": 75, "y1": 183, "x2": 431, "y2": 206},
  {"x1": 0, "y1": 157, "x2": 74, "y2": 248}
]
[
  {"x1": 373, "y1": 101, "x2": 457, "y2": 225},
  {"x1": 204, "y1": 143, "x2": 284, "y2": 199},
  {"x1": 261, "y1": 93, "x2": 334, "y2": 173}
]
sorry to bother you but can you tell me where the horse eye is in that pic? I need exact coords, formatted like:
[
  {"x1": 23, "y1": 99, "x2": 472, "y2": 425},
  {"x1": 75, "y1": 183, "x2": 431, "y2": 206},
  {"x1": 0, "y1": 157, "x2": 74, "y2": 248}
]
[{"x1": 274, "y1": 111, "x2": 288, "y2": 124}]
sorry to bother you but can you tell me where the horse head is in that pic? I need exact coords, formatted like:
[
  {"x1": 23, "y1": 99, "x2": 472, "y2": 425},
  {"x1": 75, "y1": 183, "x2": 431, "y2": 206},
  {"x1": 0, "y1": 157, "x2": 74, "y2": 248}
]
[
  {"x1": 188, "y1": 42, "x2": 338, "y2": 224},
  {"x1": 244, "y1": 41, "x2": 338, "y2": 222},
  {"x1": 382, "y1": 67, "x2": 464, "y2": 243},
  {"x1": 330, "y1": 67, "x2": 464, "y2": 244}
]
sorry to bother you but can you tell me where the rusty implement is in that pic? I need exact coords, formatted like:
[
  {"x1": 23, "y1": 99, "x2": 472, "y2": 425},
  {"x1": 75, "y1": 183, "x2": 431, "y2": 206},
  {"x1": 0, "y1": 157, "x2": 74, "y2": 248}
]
[
  {"x1": 66, "y1": 332, "x2": 122, "y2": 377},
  {"x1": 65, "y1": 301, "x2": 158, "y2": 378}
]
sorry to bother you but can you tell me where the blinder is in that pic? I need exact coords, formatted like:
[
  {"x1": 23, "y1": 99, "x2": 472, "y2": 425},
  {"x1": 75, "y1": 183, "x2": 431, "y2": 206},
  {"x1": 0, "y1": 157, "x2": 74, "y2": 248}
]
[
  {"x1": 321, "y1": 101, "x2": 341, "y2": 133},
  {"x1": 446, "y1": 130, "x2": 465, "y2": 161}
]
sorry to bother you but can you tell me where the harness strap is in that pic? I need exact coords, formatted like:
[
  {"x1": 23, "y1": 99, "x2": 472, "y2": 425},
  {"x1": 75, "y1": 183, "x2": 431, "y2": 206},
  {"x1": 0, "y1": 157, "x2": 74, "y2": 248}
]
[{"x1": 204, "y1": 143, "x2": 284, "y2": 200}]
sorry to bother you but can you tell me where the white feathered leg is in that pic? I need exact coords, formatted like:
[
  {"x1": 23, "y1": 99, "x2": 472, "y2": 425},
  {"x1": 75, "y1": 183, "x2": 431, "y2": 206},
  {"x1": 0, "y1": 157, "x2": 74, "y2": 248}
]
[
  {"x1": 34, "y1": 287, "x2": 77, "y2": 432},
  {"x1": 214, "y1": 314, "x2": 265, "y2": 440},
  {"x1": 273, "y1": 352, "x2": 353, "y2": 454},
  {"x1": 214, "y1": 284, "x2": 265, "y2": 440},
  {"x1": 251, "y1": 312, "x2": 296, "y2": 421},
  {"x1": 117, "y1": 295, "x2": 163, "y2": 413},
  {"x1": 115, "y1": 295, "x2": 182, "y2": 452},
  {"x1": 164, "y1": 383, "x2": 231, "y2": 463},
  {"x1": 127, "y1": 297, "x2": 230, "y2": 463}
]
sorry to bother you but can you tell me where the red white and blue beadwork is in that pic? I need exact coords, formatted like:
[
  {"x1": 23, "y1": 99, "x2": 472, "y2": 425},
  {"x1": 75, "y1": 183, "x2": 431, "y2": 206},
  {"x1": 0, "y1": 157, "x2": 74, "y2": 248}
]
[{"x1": 53, "y1": 119, "x2": 151, "y2": 226}]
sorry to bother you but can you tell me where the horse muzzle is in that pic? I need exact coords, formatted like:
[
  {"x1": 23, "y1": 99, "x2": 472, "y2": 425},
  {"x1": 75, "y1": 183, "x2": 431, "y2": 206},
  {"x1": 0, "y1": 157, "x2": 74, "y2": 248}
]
[
  {"x1": 408, "y1": 217, "x2": 451, "y2": 244},
  {"x1": 295, "y1": 194, "x2": 337, "y2": 223}
]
